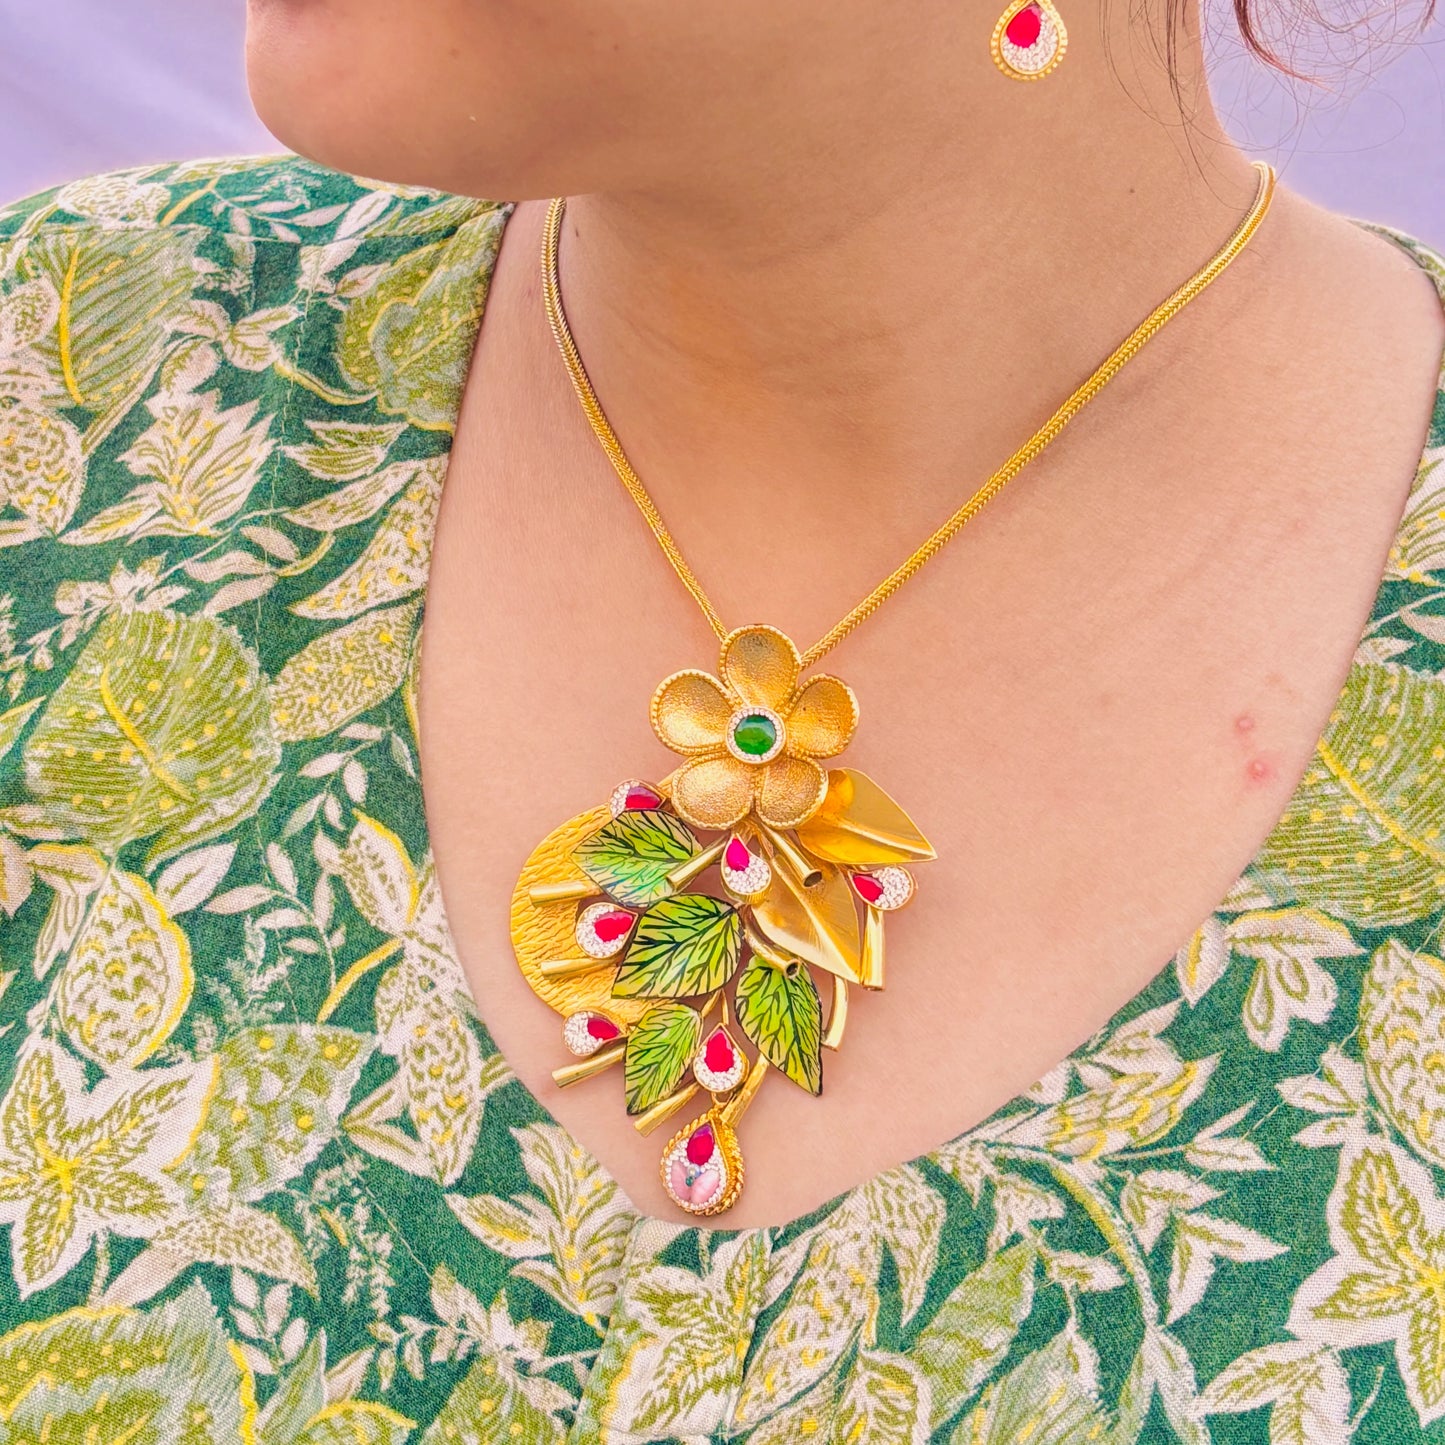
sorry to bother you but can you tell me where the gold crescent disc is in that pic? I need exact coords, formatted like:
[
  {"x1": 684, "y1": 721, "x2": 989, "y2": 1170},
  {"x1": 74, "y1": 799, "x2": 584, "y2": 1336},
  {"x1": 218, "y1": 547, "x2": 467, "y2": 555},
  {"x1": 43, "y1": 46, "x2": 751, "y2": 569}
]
[{"x1": 508, "y1": 802, "x2": 655, "y2": 1027}]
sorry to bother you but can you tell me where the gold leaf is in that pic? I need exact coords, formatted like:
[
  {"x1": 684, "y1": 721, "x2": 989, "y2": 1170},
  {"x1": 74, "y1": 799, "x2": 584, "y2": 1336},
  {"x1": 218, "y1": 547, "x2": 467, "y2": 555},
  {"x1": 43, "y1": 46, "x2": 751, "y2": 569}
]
[
  {"x1": 794, "y1": 768, "x2": 936, "y2": 868},
  {"x1": 751, "y1": 843, "x2": 862, "y2": 984}
]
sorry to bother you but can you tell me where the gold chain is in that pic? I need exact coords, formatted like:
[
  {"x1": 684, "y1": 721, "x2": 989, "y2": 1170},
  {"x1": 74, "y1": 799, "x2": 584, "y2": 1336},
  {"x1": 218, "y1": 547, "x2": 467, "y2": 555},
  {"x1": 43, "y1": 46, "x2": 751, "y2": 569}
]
[{"x1": 542, "y1": 162, "x2": 1276, "y2": 668}]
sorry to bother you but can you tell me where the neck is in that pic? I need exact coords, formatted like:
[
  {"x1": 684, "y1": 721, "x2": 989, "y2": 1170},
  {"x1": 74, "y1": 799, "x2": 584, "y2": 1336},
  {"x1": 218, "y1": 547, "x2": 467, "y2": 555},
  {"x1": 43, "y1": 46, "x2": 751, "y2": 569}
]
[{"x1": 547, "y1": 3, "x2": 1266, "y2": 612}]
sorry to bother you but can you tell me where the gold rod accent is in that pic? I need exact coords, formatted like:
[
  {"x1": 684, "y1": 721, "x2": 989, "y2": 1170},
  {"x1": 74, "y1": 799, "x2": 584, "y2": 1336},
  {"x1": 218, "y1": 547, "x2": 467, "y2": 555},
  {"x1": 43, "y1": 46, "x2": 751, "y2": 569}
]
[
  {"x1": 552, "y1": 1037, "x2": 627, "y2": 1087},
  {"x1": 860, "y1": 906, "x2": 886, "y2": 991},
  {"x1": 720, "y1": 1055, "x2": 769, "y2": 1127},
  {"x1": 823, "y1": 976, "x2": 849, "y2": 1050},
  {"x1": 539, "y1": 956, "x2": 610, "y2": 981},
  {"x1": 762, "y1": 826, "x2": 823, "y2": 888},
  {"x1": 529, "y1": 878, "x2": 595, "y2": 905},
  {"x1": 744, "y1": 924, "x2": 800, "y2": 974},
  {"x1": 633, "y1": 1081, "x2": 702, "y2": 1136},
  {"x1": 667, "y1": 838, "x2": 725, "y2": 890}
]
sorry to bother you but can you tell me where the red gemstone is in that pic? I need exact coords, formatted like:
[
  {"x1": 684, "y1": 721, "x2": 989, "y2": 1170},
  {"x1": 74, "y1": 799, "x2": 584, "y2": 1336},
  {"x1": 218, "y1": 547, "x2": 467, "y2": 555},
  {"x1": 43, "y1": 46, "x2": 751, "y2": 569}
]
[
  {"x1": 851, "y1": 873, "x2": 885, "y2": 905},
  {"x1": 724, "y1": 837, "x2": 752, "y2": 873},
  {"x1": 591, "y1": 909, "x2": 634, "y2": 944},
  {"x1": 686, "y1": 1123, "x2": 716, "y2": 1165},
  {"x1": 1005, "y1": 3, "x2": 1042, "y2": 46},
  {"x1": 586, "y1": 1016, "x2": 620, "y2": 1041},
  {"x1": 704, "y1": 1029, "x2": 736, "y2": 1074},
  {"x1": 624, "y1": 786, "x2": 662, "y2": 810}
]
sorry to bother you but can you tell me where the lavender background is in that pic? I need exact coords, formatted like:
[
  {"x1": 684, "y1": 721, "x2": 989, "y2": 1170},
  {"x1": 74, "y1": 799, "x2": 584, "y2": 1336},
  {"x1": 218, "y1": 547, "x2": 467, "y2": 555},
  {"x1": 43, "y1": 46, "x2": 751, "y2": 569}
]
[{"x1": 1, "y1": 0, "x2": 1441, "y2": 236}]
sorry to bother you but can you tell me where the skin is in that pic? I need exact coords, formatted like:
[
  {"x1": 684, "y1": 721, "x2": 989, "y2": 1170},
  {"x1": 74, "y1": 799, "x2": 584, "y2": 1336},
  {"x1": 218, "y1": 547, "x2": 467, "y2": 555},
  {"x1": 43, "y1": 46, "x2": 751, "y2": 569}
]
[{"x1": 248, "y1": 0, "x2": 1445, "y2": 1227}]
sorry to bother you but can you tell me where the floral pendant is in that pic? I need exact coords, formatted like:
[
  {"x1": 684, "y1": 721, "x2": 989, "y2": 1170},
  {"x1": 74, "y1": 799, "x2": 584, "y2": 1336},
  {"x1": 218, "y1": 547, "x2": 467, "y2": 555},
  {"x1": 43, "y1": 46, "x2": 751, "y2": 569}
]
[{"x1": 508, "y1": 625, "x2": 935, "y2": 1217}]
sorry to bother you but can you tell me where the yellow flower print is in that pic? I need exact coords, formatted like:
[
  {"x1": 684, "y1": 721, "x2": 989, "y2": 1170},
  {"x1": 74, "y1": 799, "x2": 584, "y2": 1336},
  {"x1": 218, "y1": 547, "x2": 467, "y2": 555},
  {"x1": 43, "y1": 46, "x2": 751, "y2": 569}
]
[{"x1": 650, "y1": 625, "x2": 859, "y2": 831}]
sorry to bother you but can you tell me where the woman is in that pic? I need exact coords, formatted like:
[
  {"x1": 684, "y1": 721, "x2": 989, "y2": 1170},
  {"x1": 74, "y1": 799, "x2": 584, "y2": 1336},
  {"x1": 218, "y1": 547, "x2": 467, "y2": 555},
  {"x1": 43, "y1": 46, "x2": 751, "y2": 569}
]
[{"x1": 0, "y1": 0, "x2": 1440, "y2": 1437}]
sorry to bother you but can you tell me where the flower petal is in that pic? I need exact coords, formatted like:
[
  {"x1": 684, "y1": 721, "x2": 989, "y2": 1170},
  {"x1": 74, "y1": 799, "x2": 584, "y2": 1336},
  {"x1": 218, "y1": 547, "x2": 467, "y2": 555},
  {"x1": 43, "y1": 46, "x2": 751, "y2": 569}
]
[
  {"x1": 671, "y1": 754, "x2": 756, "y2": 829},
  {"x1": 784, "y1": 674, "x2": 859, "y2": 759},
  {"x1": 720, "y1": 626, "x2": 800, "y2": 710},
  {"x1": 650, "y1": 669, "x2": 732, "y2": 755},
  {"x1": 756, "y1": 755, "x2": 828, "y2": 829}
]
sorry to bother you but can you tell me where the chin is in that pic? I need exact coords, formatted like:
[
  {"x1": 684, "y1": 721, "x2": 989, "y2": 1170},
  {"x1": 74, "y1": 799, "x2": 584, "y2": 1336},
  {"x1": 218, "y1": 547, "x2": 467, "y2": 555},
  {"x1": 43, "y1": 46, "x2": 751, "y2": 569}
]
[{"x1": 243, "y1": 0, "x2": 615, "y2": 203}]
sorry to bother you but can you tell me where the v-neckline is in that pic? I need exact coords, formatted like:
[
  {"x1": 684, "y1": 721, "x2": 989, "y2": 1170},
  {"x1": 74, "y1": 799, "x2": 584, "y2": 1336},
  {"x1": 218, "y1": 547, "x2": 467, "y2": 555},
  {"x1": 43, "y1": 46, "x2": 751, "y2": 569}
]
[{"x1": 409, "y1": 204, "x2": 1445, "y2": 1242}]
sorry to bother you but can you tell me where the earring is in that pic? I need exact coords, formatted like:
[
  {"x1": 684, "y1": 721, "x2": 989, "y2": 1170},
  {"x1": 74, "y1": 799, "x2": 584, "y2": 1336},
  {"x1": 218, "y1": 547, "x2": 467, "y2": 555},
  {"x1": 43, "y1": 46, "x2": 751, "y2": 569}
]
[{"x1": 991, "y1": 0, "x2": 1068, "y2": 80}]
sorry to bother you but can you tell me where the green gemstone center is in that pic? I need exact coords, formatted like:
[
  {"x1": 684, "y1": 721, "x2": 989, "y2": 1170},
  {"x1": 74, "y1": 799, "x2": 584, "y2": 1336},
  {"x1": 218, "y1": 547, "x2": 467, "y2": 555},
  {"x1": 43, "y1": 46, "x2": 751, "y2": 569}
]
[{"x1": 732, "y1": 713, "x2": 779, "y2": 758}]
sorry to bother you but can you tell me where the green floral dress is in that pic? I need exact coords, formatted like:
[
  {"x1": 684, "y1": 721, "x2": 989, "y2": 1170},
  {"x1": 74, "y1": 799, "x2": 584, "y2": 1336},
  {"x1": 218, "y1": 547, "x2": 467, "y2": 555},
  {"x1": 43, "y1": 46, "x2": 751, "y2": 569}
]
[{"x1": 0, "y1": 155, "x2": 1442, "y2": 1445}]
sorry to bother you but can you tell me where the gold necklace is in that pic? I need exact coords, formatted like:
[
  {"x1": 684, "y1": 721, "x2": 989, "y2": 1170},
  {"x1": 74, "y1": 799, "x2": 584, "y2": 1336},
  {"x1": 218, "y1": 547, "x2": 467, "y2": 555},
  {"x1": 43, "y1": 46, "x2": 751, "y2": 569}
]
[{"x1": 507, "y1": 162, "x2": 1276, "y2": 1217}]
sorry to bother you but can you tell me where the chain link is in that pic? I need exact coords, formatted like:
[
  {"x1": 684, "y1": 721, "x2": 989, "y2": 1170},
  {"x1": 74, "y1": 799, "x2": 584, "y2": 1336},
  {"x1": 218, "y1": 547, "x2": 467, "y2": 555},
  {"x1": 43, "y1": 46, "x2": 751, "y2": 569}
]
[{"x1": 542, "y1": 163, "x2": 1276, "y2": 668}]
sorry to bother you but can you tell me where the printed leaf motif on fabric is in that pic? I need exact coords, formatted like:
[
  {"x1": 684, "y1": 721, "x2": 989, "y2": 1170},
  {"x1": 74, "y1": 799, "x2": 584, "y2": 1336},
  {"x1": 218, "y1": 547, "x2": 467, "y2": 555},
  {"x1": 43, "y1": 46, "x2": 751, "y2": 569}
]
[
  {"x1": 1360, "y1": 936, "x2": 1445, "y2": 1168},
  {"x1": 290, "y1": 462, "x2": 441, "y2": 619},
  {"x1": 1289, "y1": 1137, "x2": 1445, "y2": 1425},
  {"x1": 335, "y1": 210, "x2": 509, "y2": 431},
  {"x1": 1253, "y1": 661, "x2": 1445, "y2": 927},
  {"x1": 1198, "y1": 1340, "x2": 1354, "y2": 1445},
  {"x1": 24, "y1": 609, "x2": 281, "y2": 862},
  {"x1": 186, "y1": 1024, "x2": 372, "y2": 1202},
  {"x1": 0, "y1": 1040, "x2": 215, "y2": 1294},
  {"x1": 0, "y1": 1282, "x2": 257, "y2": 1443},
  {"x1": 54, "y1": 862, "x2": 193, "y2": 1068},
  {"x1": 446, "y1": 1122, "x2": 636, "y2": 1328},
  {"x1": 1228, "y1": 907, "x2": 1362, "y2": 1051}
]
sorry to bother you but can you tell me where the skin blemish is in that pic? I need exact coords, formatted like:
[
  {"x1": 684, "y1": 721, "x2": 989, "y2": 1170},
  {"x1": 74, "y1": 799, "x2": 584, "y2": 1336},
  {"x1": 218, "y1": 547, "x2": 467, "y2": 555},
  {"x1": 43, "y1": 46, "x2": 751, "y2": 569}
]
[
  {"x1": 1246, "y1": 756, "x2": 1275, "y2": 784},
  {"x1": 1234, "y1": 713, "x2": 1256, "y2": 735}
]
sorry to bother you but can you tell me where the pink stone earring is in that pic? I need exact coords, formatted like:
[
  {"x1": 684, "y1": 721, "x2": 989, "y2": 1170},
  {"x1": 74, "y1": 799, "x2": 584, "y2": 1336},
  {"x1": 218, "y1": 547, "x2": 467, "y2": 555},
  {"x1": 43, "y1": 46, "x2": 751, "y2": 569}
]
[{"x1": 991, "y1": 0, "x2": 1068, "y2": 80}]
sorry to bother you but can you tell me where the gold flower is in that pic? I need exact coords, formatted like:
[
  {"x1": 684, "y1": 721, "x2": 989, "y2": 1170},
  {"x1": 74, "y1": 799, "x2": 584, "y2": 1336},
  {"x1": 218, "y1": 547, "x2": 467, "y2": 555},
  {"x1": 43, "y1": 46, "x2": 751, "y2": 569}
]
[{"x1": 650, "y1": 625, "x2": 859, "y2": 831}]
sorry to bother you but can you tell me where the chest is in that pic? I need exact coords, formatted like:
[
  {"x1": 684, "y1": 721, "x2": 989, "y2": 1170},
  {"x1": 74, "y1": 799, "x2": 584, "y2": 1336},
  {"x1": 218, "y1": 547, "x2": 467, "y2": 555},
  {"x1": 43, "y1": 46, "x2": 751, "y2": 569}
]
[{"x1": 414, "y1": 267, "x2": 1426, "y2": 1232}]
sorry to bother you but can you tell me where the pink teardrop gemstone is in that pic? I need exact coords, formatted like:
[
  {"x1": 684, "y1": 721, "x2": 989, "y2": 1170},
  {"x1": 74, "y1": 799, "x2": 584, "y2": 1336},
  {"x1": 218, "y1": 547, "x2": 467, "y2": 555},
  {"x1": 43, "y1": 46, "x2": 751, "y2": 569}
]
[
  {"x1": 851, "y1": 873, "x2": 885, "y2": 905},
  {"x1": 1005, "y1": 3, "x2": 1042, "y2": 47},
  {"x1": 704, "y1": 1029, "x2": 736, "y2": 1075},
  {"x1": 671, "y1": 1159, "x2": 722, "y2": 1207},
  {"x1": 686, "y1": 1122, "x2": 716, "y2": 1165},
  {"x1": 625, "y1": 786, "x2": 662, "y2": 810},
  {"x1": 591, "y1": 909, "x2": 634, "y2": 944},
  {"x1": 586, "y1": 1015, "x2": 620, "y2": 1041},
  {"x1": 724, "y1": 836, "x2": 752, "y2": 872}
]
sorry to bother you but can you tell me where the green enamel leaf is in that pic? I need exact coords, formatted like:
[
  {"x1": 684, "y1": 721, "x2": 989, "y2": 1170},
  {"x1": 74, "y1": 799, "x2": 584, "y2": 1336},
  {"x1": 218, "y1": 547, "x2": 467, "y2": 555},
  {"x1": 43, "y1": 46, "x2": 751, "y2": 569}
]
[
  {"x1": 734, "y1": 953, "x2": 823, "y2": 1095},
  {"x1": 612, "y1": 893, "x2": 741, "y2": 1000},
  {"x1": 573, "y1": 809, "x2": 699, "y2": 908},
  {"x1": 23, "y1": 609, "x2": 281, "y2": 863},
  {"x1": 1252, "y1": 661, "x2": 1445, "y2": 926},
  {"x1": 624, "y1": 1003, "x2": 702, "y2": 1115}
]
